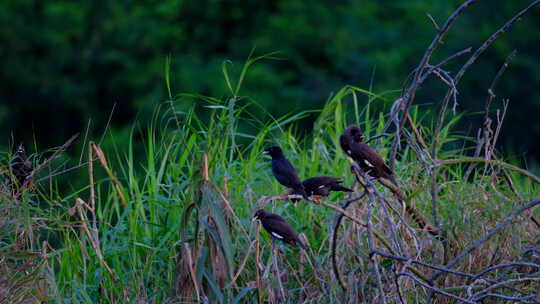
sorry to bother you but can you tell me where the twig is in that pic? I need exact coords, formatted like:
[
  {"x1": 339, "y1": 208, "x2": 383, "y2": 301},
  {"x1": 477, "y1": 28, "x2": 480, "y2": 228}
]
[
  {"x1": 389, "y1": 0, "x2": 478, "y2": 167},
  {"x1": 366, "y1": 191, "x2": 387, "y2": 304},
  {"x1": 426, "y1": 13, "x2": 440, "y2": 32},
  {"x1": 257, "y1": 194, "x2": 304, "y2": 204},
  {"x1": 465, "y1": 50, "x2": 516, "y2": 180},
  {"x1": 370, "y1": 249, "x2": 487, "y2": 280},
  {"x1": 432, "y1": 0, "x2": 540, "y2": 174},
  {"x1": 255, "y1": 224, "x2": 263, "y2": 304},
  {"x1": 417, "y1": 47, "x2": 472, "y2": 85},
  {"x1": 331, "y1": 193, "x2": 367, "y2": 290},
  {"x1": 392, "y1": 266, "x2": 406, "y2": 304},
  {"x1": 471, "y1": 277, "x2": 540, "y2": 301},
  {"x1": 351, "y1": 163, "x2": 440, "y2": 237},
  {"x1": 471, "y1": 262, "x2": 540, "y2": 282},
  {"x1": 272, "y1": 240, "x2": 286, "y2": 301},
  {"x1": 34, "y1": 159, "x2": 96, "y2": 184},
  {"x1": 397, "y1": 272, "x2": 476, "y2": 304},
  {"x1": 365, "y1": 133, "x2": 392, "y2": 144},
  {"x1": 473, "y1": 292, "x2": 538, "y2": 303},
  {"x1": 404, "y1": 0, "x2": 477, "y2": 112},
  {"x1": 455, "y1": 1, "x2": 540, "y2": 85}
]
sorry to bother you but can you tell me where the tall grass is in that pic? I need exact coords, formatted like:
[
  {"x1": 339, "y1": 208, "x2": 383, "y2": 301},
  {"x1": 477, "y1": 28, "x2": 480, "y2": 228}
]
[{"x1": 1, "y1": 55, "x2": 539, "y2": 303}]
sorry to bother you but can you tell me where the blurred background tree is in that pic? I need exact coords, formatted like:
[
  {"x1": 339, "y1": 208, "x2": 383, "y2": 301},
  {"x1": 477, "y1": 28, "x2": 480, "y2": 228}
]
[{"x1": 1, "y1": 0, "x2": 539, "y2": 167}]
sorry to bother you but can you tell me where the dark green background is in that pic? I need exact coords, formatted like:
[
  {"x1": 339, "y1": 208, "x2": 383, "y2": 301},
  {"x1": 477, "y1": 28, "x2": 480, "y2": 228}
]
[{"x1": 2, "y1": 0, "x2": 539, "y2": 166}]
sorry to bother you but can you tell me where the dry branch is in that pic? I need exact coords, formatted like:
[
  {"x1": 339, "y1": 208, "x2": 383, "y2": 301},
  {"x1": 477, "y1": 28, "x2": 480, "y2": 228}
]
[
  {"x1": 331, "y1": 193, "x2": 367, "y2": 290},
  {"x1": 389, "y1": 0, "x2": 478, "y2": 167},
  {"x1": 351, "y1": 164, "x2": 441, "y2": 238}
]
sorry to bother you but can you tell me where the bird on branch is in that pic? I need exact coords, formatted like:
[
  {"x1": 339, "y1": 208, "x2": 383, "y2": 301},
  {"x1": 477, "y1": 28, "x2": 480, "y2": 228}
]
[
  {"x1": 253, "y1": 209, "x2": 306, "y2": 249},
  {"x1": 340, "y1": 125, "x2": 397, "y2": 185},
  {"x1": 290, "y1": 176, "x2": 352, "y2": 203},
  {"x1": 263, "y1": 146, "x2": 309, "y2": 200}
]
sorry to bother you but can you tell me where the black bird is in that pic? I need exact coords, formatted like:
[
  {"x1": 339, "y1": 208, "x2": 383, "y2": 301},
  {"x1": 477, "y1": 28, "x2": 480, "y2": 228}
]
[
  {"x1": 263, "y1": 146, "x2": 309, "y2": 200},
  {"x1": 340, "y1": 125, "x2": 396, "y2": 182},
  {"x1": 10, "y1": 144, "x2": 33, "y2": 189},
  {"x1": 339, "y1": 125, "x2": 363, "y2": 158},
  {"x1": 253, "y1": 209, "x2": 306, "y2": 249},
  {"x1": 291, "y1": 176, "x2": 352, "y2": 201},
  {"x1": 349, "y1": 129, "x2": 395, "y2": 181}
]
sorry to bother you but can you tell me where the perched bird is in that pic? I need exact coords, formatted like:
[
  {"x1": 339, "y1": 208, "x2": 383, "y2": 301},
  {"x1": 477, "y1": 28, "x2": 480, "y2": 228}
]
[
  {"x1": 253, "y1": 209, "x2": 306, "y2": 249},
  {"x1": 263, "y1": 146, "x2": 308, "y2": 200},
  {"x1": 10, "y1": 144, "x2": 33, "y2": 189},
  {"x1": 349, "y1": 130, "x2": 395, "y2": 181},
  {"x1": 339, "y1": 125, "x2": 363, "y2": 158},
  {"x1": 291, "y1": 176, "x2": 352, "y2": 201},
  {"x1": 340, "y1": 125, "x2": 396, "y2": 182}
]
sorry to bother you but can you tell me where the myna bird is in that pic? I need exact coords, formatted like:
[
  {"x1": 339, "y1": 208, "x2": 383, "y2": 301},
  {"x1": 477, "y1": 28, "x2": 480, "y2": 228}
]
[
  {"x1": 10, "y1": 144, "x2": 33, "y2": 189},
  {"x1": 254, "y1": 209, "x2": 306, "y2": 249},
  {"x1": 263, "y1": 146, "x2": 309, "y2": 200},
  {"x1": 339, "y1": 125, "x2": 363, "y2": 158},
  {"x1": 340, "y1": 125, "x2": 396, "y2": 182},
  {"x1": 291, "y1": 176, "x2": 352, "y2": 202}
]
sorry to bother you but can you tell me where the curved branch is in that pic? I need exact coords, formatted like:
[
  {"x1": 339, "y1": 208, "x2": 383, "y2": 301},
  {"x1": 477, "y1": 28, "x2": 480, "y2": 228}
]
[{"x1": 331, "y1": 193, "x2": 367, "y2": 290}]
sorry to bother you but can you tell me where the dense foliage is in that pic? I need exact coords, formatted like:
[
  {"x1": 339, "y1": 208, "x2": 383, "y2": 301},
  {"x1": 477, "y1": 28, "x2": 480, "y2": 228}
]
[
  {"x1": 2, "y1": 0, "x2": 540, "y2": 165},
  {"x1": 1, "y1": 79, "x2": 538, "y2": 302},
  {"x1": 1, "y1": 2, "x2": 540, "y2": 299}
]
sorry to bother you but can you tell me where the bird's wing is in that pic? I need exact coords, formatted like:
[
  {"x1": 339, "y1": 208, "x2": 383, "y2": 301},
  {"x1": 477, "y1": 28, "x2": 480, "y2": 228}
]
[
  {"x1": 359, "y1": 143, "x2": 386, "y2": 167},
  {"x1": 263, "y1": 215, "x2": 298, "y2": 239},
  {"x1": 339, "y1": 134, "x2": 352, "y2": 156},
  {"x1": 304, "y1": 176, "x2": 338, "y2": 185},
  {"x1": 272, "y1": 158, "x2": 302, "y2": 187},
  {"x1": 302, "y1": 176, "x2": 335, "y2": 195}
]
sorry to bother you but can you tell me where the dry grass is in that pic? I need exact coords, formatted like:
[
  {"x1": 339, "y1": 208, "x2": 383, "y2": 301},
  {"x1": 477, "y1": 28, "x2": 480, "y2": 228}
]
[{"x1": 1, "y1": 1, "x2": 540, "y2": 303}]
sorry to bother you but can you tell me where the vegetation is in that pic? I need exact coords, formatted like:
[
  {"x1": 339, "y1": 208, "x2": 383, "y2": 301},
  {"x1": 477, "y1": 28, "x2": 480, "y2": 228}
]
[
  {"x1": 2, "y1": 55, "x2": 540, "y2": 302},
  {"x1": 2, "y1": 1, "x2": 540, "y2": 303}
]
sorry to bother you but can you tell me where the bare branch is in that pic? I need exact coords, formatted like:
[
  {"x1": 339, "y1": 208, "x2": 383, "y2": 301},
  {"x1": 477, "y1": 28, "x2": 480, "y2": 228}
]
[
  {"x1": 426, "y1": 13, "x2": 441, "y2": 32},
  {"x1": 389, "y1": 0, "x2": 478, "y2": 167},
  {"x1": 397, "y1": 272, "x2": 477, "y2": 303},
  {"x1": 455, "y1": 1, "x2": 540, "y2": 84},
  {"x1": 472, "y1": 277, "x2": 540, "y2": 302},
  {"x1": 332, "y1": 192, "x2": 367, "y2": 290}
]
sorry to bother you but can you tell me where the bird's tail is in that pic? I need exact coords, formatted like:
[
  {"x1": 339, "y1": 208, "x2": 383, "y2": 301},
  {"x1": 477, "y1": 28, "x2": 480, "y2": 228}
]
[
  {"x1": 332, "y1": 185, "x2": 353, "y2": 192},
  {"x1": 293, "y1": 185, "x2": 310, "y2": 200},
  {"x1": 288, "y1": 189, "x2": 303, "y2": 202}
]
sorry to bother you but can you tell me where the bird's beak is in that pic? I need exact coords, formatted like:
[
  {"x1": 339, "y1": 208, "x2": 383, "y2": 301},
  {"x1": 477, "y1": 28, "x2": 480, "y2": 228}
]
[
  {"x1": 262, "y1": 150, "x2": 269, "y2": 155},
  {"x1": 252, "y1": 216, "x2": 259, "y2": 222}
]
